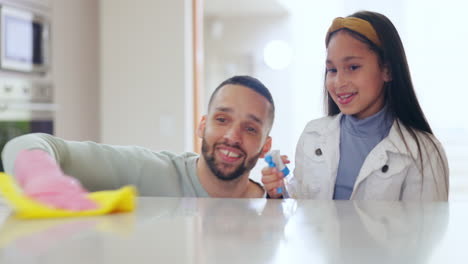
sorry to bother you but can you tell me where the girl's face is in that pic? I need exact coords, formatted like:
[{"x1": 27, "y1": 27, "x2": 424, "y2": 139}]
[{"x1": 325, "y1": 30, "x2": 391, "y2": 119}]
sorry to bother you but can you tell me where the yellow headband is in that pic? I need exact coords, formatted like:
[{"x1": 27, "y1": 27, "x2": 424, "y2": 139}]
[{"x1": 325, "y1": 17, "x2": 381, "y2": 47}]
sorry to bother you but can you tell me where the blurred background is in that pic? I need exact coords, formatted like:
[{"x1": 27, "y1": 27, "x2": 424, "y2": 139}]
[{"x1": 0, "y1": 0, "x2": 466, "y2": 200}]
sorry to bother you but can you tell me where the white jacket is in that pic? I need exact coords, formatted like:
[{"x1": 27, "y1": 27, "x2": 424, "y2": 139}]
[{"x1": 289, "y1": 114, "x2": 449, "y2": 201}]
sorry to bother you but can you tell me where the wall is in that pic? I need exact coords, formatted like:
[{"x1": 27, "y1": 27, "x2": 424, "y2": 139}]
[
  {"x1": 100, "y1": 0, "x2": 194, "y2": 152},
  {"x1": 51, "y1": 0, "x2": 194, "y2": 151},
  {"x1": 52, "y1": 0, "x2": 100, "y2": 141},
  {"x1": 402, "y1": 0, "x2": 468, "y2": 200}
]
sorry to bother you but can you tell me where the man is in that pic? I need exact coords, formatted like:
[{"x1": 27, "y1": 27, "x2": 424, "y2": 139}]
[{"x1": 1, "y1": 75, "x2": 274, "y2": 198}]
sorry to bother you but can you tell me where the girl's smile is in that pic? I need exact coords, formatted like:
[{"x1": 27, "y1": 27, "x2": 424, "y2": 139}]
[{"x1": 336, "y1": 91, "x2": 358, "y2": 105}]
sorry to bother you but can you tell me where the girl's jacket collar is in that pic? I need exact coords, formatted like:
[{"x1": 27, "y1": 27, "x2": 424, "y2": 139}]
[{"x1": 302, "y1": 113, "x2": 438, "y2": 161}]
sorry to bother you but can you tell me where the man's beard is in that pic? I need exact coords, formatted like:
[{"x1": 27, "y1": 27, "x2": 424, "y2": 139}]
[{"x1": 201, "y1": 137, "x2": 262, "y2": 181}]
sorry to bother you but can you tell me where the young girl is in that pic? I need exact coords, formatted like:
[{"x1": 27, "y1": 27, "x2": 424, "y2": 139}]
[{"x1": 262, "y1": 11, "x2": 449, "y2": 201}]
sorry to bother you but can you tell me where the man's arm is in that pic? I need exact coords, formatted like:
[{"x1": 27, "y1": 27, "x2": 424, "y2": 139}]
[{"x1": 2, "y1": 133, "x2": 165, "y2": 192}]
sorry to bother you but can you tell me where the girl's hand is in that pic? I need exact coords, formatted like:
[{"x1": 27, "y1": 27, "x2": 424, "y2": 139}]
[{"x1": 261, "y1": 155, "x2": 290, "y2": 198}]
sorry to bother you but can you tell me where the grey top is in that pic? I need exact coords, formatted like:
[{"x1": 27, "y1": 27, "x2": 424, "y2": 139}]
[
  {"x1": 333, "y1": 107, "x2": 393, "y2": 200},
  {"x1": 1, "y1": 133, "x2": 212, "y2": 197}
]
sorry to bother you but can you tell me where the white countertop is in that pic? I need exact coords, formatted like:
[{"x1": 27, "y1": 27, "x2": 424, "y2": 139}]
[{"x1": 0, "y1": 197, "x2": 466, "y2": 264}]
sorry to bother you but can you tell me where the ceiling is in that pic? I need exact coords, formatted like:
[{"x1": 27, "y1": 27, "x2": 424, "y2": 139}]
[{"x1": 204, "y1": 0, "x2": 289, "y2": 17}]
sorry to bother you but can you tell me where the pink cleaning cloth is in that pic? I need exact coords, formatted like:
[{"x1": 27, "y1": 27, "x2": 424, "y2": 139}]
[{"x1": 14, "y1": 149, "x2": 97, "y2": 211}]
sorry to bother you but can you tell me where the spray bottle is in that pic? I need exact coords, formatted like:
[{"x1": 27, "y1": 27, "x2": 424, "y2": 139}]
[{"x1": 264, "y1": 150, "x2": 289, "y2": 194}]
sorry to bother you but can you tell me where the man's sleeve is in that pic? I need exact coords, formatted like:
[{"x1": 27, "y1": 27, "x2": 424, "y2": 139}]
[{"x1": 1, "y1": 133, "x2": 164, "y2": 192}]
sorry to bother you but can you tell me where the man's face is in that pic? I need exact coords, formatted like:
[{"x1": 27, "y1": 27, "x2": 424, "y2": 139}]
[{"x1": 198, "y1": 84, "x2": 272, "y2": 181}]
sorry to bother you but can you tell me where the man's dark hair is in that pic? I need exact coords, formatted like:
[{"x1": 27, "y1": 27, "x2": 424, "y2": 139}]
[{"x1": 208, "y1": 75, "x2": 275, "y2": 126}]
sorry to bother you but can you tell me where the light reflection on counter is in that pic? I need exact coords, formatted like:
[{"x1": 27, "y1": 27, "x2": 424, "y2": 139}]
[
  {"x1": 0, "y1": 197, "x2": 465, "y2": 264},
  {"x1": 270, "y1": 200, "x2": 450, "y2": 264}
]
